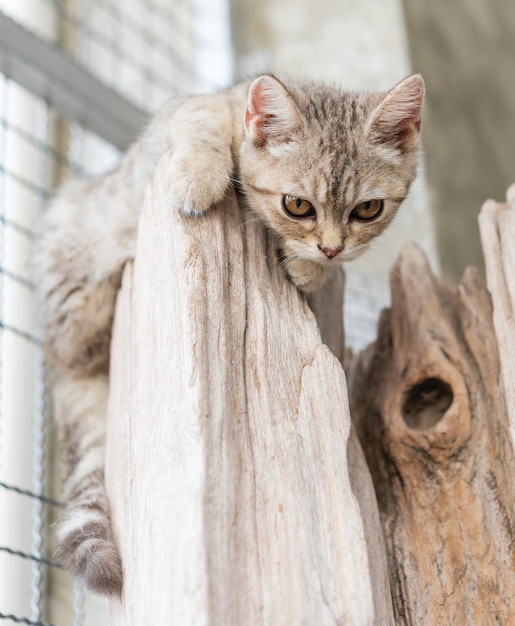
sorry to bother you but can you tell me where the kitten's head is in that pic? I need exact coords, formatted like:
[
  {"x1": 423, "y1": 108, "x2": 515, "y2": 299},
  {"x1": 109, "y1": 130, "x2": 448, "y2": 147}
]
[{"x1": 238, "y1": 74, "x2": 424, "y2": 266}]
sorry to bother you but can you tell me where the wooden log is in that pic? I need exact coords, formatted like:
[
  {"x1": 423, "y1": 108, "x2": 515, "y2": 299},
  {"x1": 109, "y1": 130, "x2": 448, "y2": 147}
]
[
  {"x1": 349, "y1": 242, "x2": 515, "y2": 625},
  {"x1": 105, "y1": 152, "x2": 394, "y2": 625},
  {"x1": 478, "y1": 183, "x2": 515, "y2": 437},
  {"x1": 308, "y1": 272, "x2": 394, "y2": 623}
]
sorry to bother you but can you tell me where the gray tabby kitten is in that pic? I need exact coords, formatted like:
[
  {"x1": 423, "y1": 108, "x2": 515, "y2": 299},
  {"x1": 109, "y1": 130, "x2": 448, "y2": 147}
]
[{"x1": 34, "y1": 74, "x2": 424, "y2": 596}]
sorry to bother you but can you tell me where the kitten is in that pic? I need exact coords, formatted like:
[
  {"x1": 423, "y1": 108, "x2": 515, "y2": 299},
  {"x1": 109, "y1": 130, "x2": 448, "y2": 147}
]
[{"x1": 34, "y1": 73, "x2": 424, "y2": 595}]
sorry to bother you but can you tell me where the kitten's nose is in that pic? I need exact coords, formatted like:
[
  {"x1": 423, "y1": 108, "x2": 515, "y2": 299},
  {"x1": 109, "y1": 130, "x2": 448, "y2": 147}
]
[{"x1": 318, "y1": 244, "x2": 343, "y2": 259}]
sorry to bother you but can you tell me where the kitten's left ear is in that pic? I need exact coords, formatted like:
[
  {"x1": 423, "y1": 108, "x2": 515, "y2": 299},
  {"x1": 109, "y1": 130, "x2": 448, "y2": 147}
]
[
  {"x1": 245, "y1": 75, "x2": 303, "y2": 147},
  {"x1": 369, "y1": 74, "x2": 425, "y2": 151}
]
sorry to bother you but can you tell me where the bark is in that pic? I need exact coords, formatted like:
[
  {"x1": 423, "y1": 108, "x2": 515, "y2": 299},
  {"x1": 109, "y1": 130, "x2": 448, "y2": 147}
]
[
  {"x1": 349, "y1": 241, "x2": 515, "y2": 625},
  {"x1": 105, "y1": 152, "x2": 394, "y2": 625}
]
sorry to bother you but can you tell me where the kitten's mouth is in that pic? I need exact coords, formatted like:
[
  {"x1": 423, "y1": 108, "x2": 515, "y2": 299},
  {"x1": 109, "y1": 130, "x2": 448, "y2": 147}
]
[{"x1": 319, "y1": 256, "x2": 341, "y2": 266}]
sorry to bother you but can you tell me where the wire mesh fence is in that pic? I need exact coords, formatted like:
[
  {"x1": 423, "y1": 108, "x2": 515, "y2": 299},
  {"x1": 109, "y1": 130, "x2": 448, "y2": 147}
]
[
  {"x1": 0, "y1": 0, "x2": 197, "y2": 112},
  {"x1": 0, "y1": 0, "x2": 203, "y2": 619},
  {"x1": 0, "y1": 74, "x2": 116, "y2": 626}
]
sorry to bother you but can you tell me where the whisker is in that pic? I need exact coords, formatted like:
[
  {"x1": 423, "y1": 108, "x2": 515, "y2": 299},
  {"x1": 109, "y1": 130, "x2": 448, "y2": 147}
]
[
  {"x1": 236, "y1": 215, "x2": 263, "y2": 230},
  {"x1": 278, "y1": 252, "x2": 302, "y2": 273}
]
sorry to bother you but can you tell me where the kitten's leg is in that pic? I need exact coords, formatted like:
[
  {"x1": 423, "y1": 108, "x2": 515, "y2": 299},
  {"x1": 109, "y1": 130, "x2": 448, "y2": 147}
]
[
  {"x1": 53, "y1": 372, "x2": 123, "y2": 596},
  {"x1": 42, "y1": 269, "x2": 122, "y2": 374},
  {"x1": 36, "y1": 177, "x2": 133, "y2": 376},
  {"x1": 167, "y1": 149, "x2": 233, "y2": 216},
  {"x1": 166, "y1": 98, "x2": 235, "y2": 216}
]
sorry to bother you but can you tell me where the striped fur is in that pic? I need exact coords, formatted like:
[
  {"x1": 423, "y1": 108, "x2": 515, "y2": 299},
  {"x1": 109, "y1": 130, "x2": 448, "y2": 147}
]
[
  {"x1": 34, "y1": 75, "x2": 423, "y2": 596},
  {"x1": 52, "y1": 373, "x2": 122, "y2": 595}
]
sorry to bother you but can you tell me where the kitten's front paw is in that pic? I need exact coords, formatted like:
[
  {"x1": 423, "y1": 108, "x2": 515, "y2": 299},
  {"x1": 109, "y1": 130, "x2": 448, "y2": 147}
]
[
  {"x1": 285, "y1": 257, "x2": 330, "y2": 292},
  {"x1": 168, "y1": 152, "x2": 232, "y2": 216}
]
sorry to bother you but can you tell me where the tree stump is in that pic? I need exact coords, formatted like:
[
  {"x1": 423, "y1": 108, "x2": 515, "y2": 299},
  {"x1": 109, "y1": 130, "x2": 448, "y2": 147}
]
[
  {"x1": 105, "y1": 152, "x2": 394, "y2": 625},
  {"x1": 349, "y1": 239, "x2": 515, "y2": 625}
]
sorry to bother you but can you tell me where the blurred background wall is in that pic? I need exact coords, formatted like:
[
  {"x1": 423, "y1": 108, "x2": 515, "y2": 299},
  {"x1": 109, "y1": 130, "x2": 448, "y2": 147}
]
[{"x1": 403, "y1": 0, "x2": 515, "y2": 284}]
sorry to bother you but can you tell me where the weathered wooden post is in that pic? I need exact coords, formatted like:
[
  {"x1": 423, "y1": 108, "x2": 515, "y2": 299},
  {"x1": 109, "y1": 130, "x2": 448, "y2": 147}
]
[
  {"x1": 348, "y1": 183, "x2": 515, "y2": 624},
  {"x1": 105, "y1": 152, "x2": 394, "y2": 625},
  {"x1": 478, "y1": 183, "x2": 515, "y2": 433}
]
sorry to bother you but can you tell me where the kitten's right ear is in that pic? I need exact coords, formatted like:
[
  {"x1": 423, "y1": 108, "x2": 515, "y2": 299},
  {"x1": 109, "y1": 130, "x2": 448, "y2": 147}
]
[
  {"x1": 245, "y1": 76, "x2": 302, "y2": 147},
  {"x1": 369, "y1": 74, "x2": 425, "y2": 152}
]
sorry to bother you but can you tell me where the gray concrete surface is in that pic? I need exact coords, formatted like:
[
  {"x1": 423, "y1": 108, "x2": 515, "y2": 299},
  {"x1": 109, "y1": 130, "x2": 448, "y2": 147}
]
[{"x1": 402, "y1": 0, "x2": 515, "y2": 283}]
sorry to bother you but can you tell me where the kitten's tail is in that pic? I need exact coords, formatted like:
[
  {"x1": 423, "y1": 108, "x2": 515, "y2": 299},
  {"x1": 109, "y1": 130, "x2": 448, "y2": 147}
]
[{"x1": 52, "y1": 372, "x2": 123, "y2": 596}]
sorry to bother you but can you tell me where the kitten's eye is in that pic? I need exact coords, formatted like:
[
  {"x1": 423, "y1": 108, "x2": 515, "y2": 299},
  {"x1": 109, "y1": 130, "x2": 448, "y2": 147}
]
[
  {"x1": 350, "y1": 199, "x2": 384, "y2": 221},
  {"x1": 283, "y1": 195, "x2": 316, "y2": 219}
]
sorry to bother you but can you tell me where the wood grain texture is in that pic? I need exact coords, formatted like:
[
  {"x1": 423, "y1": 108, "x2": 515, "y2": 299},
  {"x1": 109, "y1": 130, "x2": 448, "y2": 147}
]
[
  {"x1": 478, "y1": 184, "x2": 515, "y2": 439},
  {"x1": 309, "y1": 270, "x2": 394, "y2": 625},
  {"x1": 105, "y1": 152, "x2": 393, "y2": 625},
  {"x1": 349, "y1": 242, "x2": 515, "y2": 625}
]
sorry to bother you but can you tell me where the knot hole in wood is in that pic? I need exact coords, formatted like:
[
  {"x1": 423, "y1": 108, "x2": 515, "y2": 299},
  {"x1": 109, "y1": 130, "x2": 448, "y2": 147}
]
[{"x1": 401, "y1": 377, "x2": 453, "y2": 431}]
